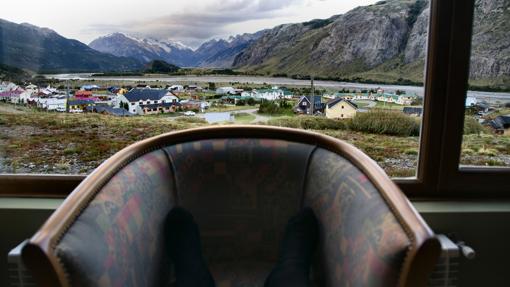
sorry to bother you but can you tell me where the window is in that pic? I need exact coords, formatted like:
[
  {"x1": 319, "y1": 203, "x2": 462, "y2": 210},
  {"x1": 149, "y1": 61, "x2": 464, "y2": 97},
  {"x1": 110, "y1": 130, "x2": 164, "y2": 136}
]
[
  {"x1": 459, "y1": 1, "x2": 510, "y2": 169},
  {"x1": 1, "y1": 0, "x2": 508, "y2": 197}
]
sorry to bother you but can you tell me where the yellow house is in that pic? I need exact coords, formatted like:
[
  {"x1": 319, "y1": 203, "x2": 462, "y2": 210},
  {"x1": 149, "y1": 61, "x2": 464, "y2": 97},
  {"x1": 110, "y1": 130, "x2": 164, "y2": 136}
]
[{"x1": 325, "y1": 98, "x2": 358, "y2": 119}]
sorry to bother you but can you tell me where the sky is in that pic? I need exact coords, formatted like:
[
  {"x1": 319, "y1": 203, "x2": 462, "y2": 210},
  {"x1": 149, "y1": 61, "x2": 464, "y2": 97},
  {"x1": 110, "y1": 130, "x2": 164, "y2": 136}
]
[{"x1": 1, "y1": 0, "x2": 378, "y2": 49}]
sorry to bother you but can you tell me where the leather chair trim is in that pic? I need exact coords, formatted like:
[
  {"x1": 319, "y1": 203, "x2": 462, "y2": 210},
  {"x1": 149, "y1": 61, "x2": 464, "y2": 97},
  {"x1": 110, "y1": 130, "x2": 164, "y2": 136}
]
[{"x1": 23, "y1": 125, "x2": 437, "y2": 287}]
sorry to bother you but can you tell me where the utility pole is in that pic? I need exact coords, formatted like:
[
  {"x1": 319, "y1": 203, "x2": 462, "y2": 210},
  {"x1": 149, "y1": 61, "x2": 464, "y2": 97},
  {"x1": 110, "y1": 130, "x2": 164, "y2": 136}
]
[
  {"x1": 65, "y1": 80, "x2": 70, "y2": 113},
  {"x1": 310, "y1": 76, "x2": 315, "y2": 115}
]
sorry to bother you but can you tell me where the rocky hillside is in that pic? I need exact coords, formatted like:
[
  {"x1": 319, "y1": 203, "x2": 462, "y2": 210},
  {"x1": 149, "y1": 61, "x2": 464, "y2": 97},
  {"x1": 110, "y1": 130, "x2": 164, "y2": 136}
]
[
  {"x1": 469, "y1": 0, "x2": 510, "y2": 87},
  {"x1": 233, "y1": 0, "x2": 509, "y2": 87},
  {"x1": 0, "y1": 19, "x2": 142, "y2": 73}
]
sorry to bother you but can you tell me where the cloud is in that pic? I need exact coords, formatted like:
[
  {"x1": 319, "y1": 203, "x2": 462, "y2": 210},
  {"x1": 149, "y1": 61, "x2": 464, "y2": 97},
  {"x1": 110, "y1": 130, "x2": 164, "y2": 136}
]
[{"x1": 85, "y1": 0, "x2": 305, "y2": 48}]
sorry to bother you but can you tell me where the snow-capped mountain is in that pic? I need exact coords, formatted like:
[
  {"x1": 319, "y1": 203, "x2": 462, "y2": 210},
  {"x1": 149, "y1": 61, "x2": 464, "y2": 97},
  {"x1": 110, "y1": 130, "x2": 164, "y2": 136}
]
[
  {"x1": 89, "y1": 31, "x2": 266, "y2": 68},
  {"x1": 89, "y1": 33, "x2": 196, "y2": 67}
]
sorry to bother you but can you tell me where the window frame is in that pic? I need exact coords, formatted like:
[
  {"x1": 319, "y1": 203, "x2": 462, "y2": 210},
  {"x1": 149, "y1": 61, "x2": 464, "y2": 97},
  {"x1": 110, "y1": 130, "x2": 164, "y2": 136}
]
[{"x1": 1, "y1": 0, "x2": 509, "y2": 198}]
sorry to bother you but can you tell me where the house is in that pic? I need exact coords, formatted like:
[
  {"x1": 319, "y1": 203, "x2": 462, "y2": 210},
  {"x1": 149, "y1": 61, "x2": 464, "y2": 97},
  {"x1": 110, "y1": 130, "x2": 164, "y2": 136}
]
[
  {"x1": 474, "y1": 102, "x2": 491, "y2": 114},
  {"x1": 216, "y1": 87, "x2": 243, "y2": 95},
  {"x1": 485, "y1": 115, "x2": 510, "y2": 135},
  {"x1": 466, "y1": 96, "x2": 477, "y2": 107},
  {"x1": 180, "y1": 100, "x2": 209, "y2": 112},
  {"x1": 325, "y1": 98, "x2": 358, "y2": 119},
  {"x1": 118, "y1": 88, "x2": 180, "y2": 115},
  {"x1": 376, "y1": 93, "x2": 416, "y2": 105},
  {"x1": 242, "y1": 87, "x2": 293, "y2": 101},
  {"x1": 403, "y1": 107, "x2": 423, "y2": 117},
  {"x1": 220, "y1": 95, "x2": 252, "y2": 105},
  {"x1": 140, "y1": 102, "x2": 181, "y2": 115},
  {"x1": 396, "y1": 95, "x2": 416, "y2": 105},
  {"x1": 186, "y1": 85, "x2": 202, "y2": 92},
  {"x1": 37, "y1": 96, "x2": 67, "y2": 111},
  {"x1": 19, "y1": 89, "x2": 37, "y2": 104},
  {"x1": 168, "y1": 85, "x2": 184, "y2": 92},
  {"x1": 356, "y1": 93, "x2": 377, "y2": 101},
  {"x1": 295, "y1": 95, "x2": 323, "y2": 115},
  {"x1": 0, "y1": 90, "x2": 23, "y2": 103},
  {"x1": 81, "y1": 85, "x2": 100, "y2": 91},
  {"x1": 68, "y1": 99, "x2": 95, "y2": 111},
  {"x1": 85, "y1": 106, "x2": 134, "y2": 117}
]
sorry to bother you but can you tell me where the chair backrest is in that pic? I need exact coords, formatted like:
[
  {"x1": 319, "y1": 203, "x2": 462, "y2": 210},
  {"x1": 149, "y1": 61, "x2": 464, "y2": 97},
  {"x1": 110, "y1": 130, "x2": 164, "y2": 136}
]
[{"x1": 22, "y1": 126, "x2": 439, "y2": 287}]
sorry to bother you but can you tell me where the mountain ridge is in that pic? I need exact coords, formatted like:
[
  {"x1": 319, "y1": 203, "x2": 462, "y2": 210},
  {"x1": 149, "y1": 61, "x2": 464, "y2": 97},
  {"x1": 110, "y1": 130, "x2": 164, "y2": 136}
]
[{"x1": 0, "y1": 19, "x2": 142, "y2": 73}]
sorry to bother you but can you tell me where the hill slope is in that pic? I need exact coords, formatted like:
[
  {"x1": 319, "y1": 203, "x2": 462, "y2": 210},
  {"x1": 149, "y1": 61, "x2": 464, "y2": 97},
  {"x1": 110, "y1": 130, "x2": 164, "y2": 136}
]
[{"x1": 0, "y1": 19, "x2": 142, "y2": 73}]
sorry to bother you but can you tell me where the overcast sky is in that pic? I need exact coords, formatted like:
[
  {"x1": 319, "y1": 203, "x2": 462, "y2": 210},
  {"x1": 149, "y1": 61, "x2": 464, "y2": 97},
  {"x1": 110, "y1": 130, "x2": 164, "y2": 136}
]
[{"x1": 1, "y1": 0, "x2": 378, "y2": 49}]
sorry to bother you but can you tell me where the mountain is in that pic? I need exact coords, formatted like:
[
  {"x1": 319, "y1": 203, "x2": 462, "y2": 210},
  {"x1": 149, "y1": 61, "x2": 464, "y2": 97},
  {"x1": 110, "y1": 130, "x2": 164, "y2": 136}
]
[
  {"x1": 233, "y1": 0, "x2": 509, "y2": 87},
  {"x1": 89, "y1": 33, "x2": 196, "y2": 67},
  {"x1": 89, "y1": 31, "x2": 265, "y2": 68},
  {"x1": 0, "y1": 19, "x2": 142, "y2": 73},
  {"x1": 469, "y1": 0, "x2": 510, "y2": 87},
  {"x1": 233, "y1": 0, "x2": 428, "y2": 81},
  {"x1": 0, "y1": 63, "x2": 31, "y2": 82},
  {"x1": 195, "y1": 31, "x2": 267, "y2": 68}
]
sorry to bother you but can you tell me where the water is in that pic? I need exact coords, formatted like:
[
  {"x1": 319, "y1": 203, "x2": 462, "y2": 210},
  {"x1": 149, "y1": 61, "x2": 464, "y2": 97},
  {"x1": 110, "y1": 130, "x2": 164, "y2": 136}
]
[{"x1": 198, "y1": 112, "x2": 233, "y2": 123}]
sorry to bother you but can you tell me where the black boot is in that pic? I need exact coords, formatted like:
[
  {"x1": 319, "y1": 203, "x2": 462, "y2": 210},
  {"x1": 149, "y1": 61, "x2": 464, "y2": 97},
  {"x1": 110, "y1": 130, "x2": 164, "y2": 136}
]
[
  {"x1": 264, "y1": 208, "x2": 319, "y2": 287},
  {"x1": 164, "y1": 207, "x2": 215, "y2": 287}
]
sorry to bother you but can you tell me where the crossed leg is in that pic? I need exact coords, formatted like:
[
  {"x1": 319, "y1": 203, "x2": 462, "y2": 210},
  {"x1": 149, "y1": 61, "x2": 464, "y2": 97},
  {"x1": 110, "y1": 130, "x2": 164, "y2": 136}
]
[{"x1": 164, "y1": 207, "x2": 318, "y2": 287}]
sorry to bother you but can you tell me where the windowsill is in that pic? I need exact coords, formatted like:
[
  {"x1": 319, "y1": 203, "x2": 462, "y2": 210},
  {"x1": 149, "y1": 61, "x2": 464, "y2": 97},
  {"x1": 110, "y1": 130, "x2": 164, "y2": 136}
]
[
  {"x1": 413, "y1": 201, "x2": 510, "y2": 213},
  {"x1": 0, "y1": 198, "x2": 63, "y2": 210},
  {"x1": 2, "y1": 197, "x2": 510, "y2": 214}
]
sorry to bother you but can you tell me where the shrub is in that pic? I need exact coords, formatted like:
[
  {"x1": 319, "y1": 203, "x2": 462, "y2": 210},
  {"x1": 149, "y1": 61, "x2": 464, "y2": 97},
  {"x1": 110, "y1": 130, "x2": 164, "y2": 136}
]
[
  {"x1": 464, "y1": 116, "x2": 485, "y2": 135},
  {"x1": 350, "y1": 110, "x2": 420, "y2": 136},
  {"x1": 267, "y1": 116, "x2": 348, "y2": 130},
  {"x1": 175, "y1": 117, "x2": 207, "y2": 124},
  {"x1": 258, "y1": 100, "x2": 293, "y2": 115}
]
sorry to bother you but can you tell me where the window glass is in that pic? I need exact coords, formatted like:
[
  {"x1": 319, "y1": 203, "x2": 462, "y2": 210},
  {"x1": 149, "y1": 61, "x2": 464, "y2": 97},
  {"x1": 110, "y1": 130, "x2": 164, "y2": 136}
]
[
  {"x1": 460, "y1": 0, "x2": 510, "y2": 168},
  {"x1": 0, "y1": 0, "x2": 429, "y2": 178}
]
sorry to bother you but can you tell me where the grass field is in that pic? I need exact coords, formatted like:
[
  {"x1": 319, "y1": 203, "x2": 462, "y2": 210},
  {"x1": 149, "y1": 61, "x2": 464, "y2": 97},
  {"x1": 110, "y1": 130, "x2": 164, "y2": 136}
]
[
  {"x1": 1, "y1": 103, "x2": 508, "y2": 176},
  {"x1": 233, "y1": 113, "x2": 256, "y2": 123}
]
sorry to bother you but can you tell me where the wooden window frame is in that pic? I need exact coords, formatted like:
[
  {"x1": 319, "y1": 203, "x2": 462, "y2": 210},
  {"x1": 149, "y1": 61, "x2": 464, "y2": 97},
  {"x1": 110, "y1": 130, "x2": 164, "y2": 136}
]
[{"x1": 1, "y1": 0, "x2": 509, "y2": 198}]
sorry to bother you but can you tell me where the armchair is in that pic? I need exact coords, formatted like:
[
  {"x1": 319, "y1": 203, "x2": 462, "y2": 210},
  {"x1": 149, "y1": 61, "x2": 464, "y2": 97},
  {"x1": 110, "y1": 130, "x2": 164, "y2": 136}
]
[{"x1": 22, "y1": 126, "x2": 440, "y2": 286}]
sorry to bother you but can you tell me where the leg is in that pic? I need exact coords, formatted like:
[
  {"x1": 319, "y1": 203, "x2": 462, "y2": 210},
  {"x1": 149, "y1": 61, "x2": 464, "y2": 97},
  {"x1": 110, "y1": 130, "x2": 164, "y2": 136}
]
[
  {"x1": 264, "y1": 208, "x2": 318, "y2": 287},
  {"x1": 164, "y1": 207, "x2": 215, "y2": 287}
]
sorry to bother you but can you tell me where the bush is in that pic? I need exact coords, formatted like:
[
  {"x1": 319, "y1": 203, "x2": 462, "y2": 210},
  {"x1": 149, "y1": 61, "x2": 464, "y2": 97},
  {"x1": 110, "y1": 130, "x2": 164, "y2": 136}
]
[
  {"x1": 175, "y1": 117, "x2": 207, "y2": 124},
  {"x1": 267, "y1": 116, "x2": 348, "y2": 130},
  {"x1": 464, "y1": 116, "x2": 485, "y2": 135},
  {"x1": 258, "y1": 100, "x2": 292, "y2": 115},
  {"x1": 350, "y1": 110, "x2": 420, "y2": 136}
]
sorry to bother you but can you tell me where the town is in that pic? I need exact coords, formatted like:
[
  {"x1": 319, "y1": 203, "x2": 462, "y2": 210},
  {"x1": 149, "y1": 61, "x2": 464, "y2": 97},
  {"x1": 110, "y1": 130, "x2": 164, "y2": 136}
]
[
  {"x1": 0, "y1": 79, "x2": 508, "y2": 128},
  {"x1": 0, "y1": 80, "x2": 421, "y2": 118}
]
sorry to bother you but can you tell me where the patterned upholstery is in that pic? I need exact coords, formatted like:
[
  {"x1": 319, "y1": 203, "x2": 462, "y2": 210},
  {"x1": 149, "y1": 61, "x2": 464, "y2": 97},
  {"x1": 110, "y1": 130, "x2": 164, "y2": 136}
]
[
  {"x1": 164, "y1": 139, "x2": 315, "y2": 263},
  {"x1": 304, "y1": 148, "x2": 410, "y2": 287},
  {"x1": 53, "y1": 138, "x2": 414, "y2": 287},
  {"x1": 56, "y1": 150, "x2": 177, "y2": 287}
]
